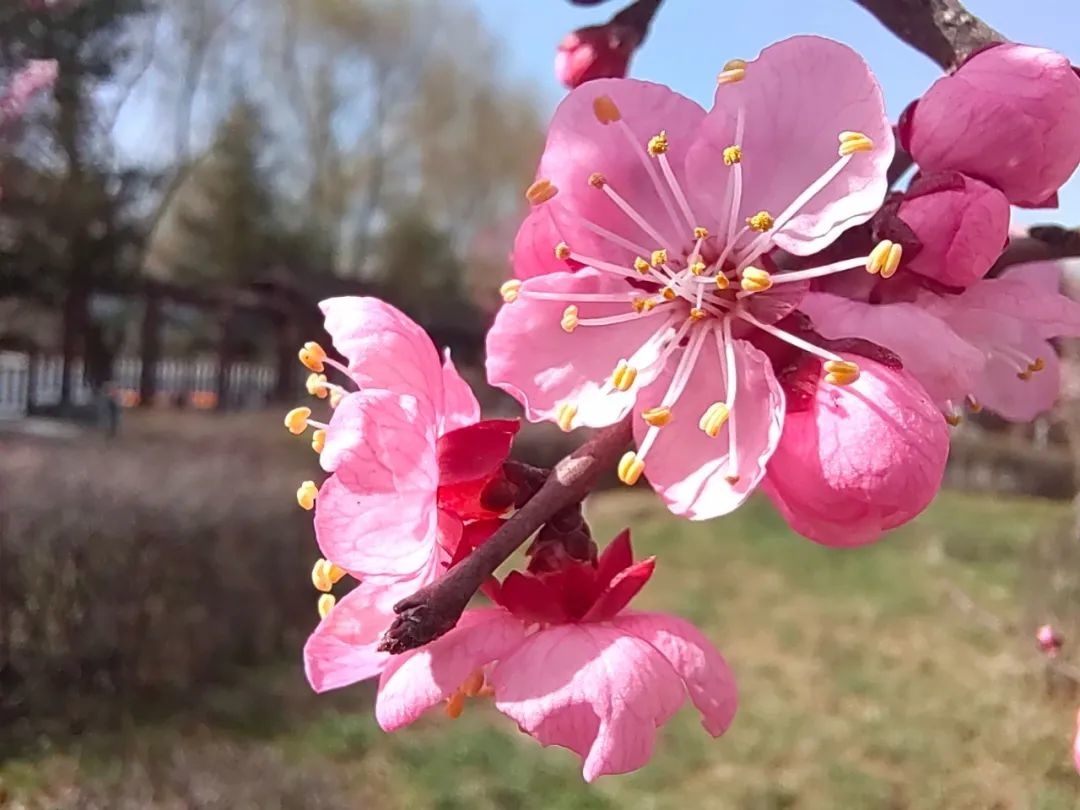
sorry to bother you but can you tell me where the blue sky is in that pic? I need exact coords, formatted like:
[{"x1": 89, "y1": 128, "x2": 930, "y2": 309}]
[{"x1": 472, "y1": 0, "x2": 1080, "y2": 226}]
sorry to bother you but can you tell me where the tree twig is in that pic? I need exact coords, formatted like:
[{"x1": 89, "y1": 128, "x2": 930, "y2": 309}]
[
  {"x1": 991, "y1": 226, "x2": 1080, "y2": 274},
  {"x1": 851, "y1": 0, "x2": 1003, "y2": 70},
  {"x1": 379, "y1": 419, "x2": 633, "y2": 654}
]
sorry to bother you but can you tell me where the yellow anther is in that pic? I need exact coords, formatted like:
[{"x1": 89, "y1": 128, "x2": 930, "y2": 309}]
[
  {"x1": 647, "y1": 131, "x2": 669, "y2": 156},
  {"x1": 722, "y1": 145, "x2": 742, "y2": 166},
  {"x1": 588, "y1": 172, "x2": 606, "y2": 189},
  {"x1": 298, "y1": 341, "x2": 327, "y2": 373},
  {"x1": 740, "y1": 267, "x2": 773, "y2": 293},
  {"x1": 838, "y1": 131, "x2": 874, "y2": 156},
  {"x1": 556, "y1": 402, "x2": 578, "y2": 432},
  {"x1": 823, "y1": 359, "x2": 861, "y2": 386},
  {"x1": 967, "y1": 397, "x2": 983, "y2": 414},
  {"x1": 525, "y1": 178, "x2": 558, "y2": 204},
  {"x1": 306, "y1": 372, "x2": 329, "y2": 399},
  {"x1": 500, "y1": 279, "x2": 522, "y2": 303},
  {"x1": 329, "y1": 388, "x2": 345, "y2": 408},
  {"x1": 317, "y1": 593, "x2": 336, "y2": 619},
  {"x1": 717, "y1": 59, "x2": 747, "y2": 85},
  {"x1": 641, "y1": 298, "x2": 658, "y2": 312},
  {"x1": 642, "y1": 406, "x2": 672, "y2": 428},
  {"x1": 634, "y1": 256, "x2": 650, "y2": 274},
  {"x1": 554, "y1": 241, "x2": 572, "y2": 260},
  {"x1": 693, "y1": 226, "x2": 709, "y2": 239},
  {"x1": 311, "y1": 558, "x2": 345, "y2": 593},
  {"x1": 1030, "y1": 357, "x2": 1047, "y2": 373},
  {"x1": 651, "y1": 248, "x2": 668, "y2": 267},
  {"x1": 1017, "y1": 368, "x2": 1033, "y2": 381},
  {"x1": 661, "y1": 287, "x2": 676, "y2": 301},
  {"x1": 617, "y1": 451, "x2": 645, "y2": 486},
  {"x1": 285, "y1": 406, "x2": 312, "y2": 435},
  {"x1": 715, "y1": 273, "x2": 731, "y2": 291},
  {"x1": 593, "y1": 95, "x2": 621, "y2": 124},
  {"x1": 746, "y1": 211, "x2": 774, "y2": 232},
  {"x1": 560, "y1": 305, "x2": 579, "y2": 333},
  {"x1": 445, "y1": 690, "x2": 466, "y2": 719},
  {"x1": 881, "y1": 242, "x2": 903, "y2": 279},
  {"x1": 311, "y1": 559, "x2": 334, "y2": 593},
  {"x1": 461, "y1": 670, "x2": 486, "y2": 698},
  {"x1": 866, "y1": 240, "x2": 893, "y2": 275},
  {"x1": 611, "y1": 360, "x2": 638, "y2": 391},
  {"x1": 632, "y1": 297, "x2": 648, "y2": 313},
  {"x1": 945, "y1": 412, "x2": 963, "y2": 427},
  {"x1": 690, "y1": 261, "x2": 707, "y2": 276},
  {"x1": 311, "y1": 428, "x2": 327, "y2": 454},
  {"x1": 297, "y1": 480, "x2": 319, "y2": 511},
  {"x1": 690, "y1": 307, "x2": 708, "y2": 321},
  {"x1": 698, "y1": 402, "x2": 730, "y2": 438}
]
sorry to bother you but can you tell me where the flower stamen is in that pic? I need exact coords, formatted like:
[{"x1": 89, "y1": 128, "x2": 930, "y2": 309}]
[
  {"x1": 297, "y1": 480, "x2": 319, "y2": 511},
  {"x1": 717, "y1": 58, "x2": 747, "y2": 85},
  {"x1": 642, "y1": 405, "x2": 673, "y2": 427},
  {"x1": 556, "y1": 402, "x2": 578, "y2": 432},
  {"x1": 699, "y1": 402, "x2": 730, "y2": 438},
  {"x1": 611, "y1": 360, "x2": 639, "y2": 391},
  {"x1": 617, "y1": 451, "x2": 645, "y2": 485},
  {"x1": 525, "y1": 179, "x2": 558, "y2": 204}
]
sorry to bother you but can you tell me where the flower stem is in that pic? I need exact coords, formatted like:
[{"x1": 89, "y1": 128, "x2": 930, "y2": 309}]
[{"x1": 378, "y1": 419, "x2": 633, "y2": 654}]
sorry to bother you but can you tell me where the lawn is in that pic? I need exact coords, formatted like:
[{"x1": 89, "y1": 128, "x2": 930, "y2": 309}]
[{"x1": 3, "y1": 486, "x2": 1079, "y2": 809}]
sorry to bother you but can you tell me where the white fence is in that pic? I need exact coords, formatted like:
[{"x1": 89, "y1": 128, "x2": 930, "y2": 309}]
[{"x1": 0, "y1": 353, "x2": 277, "y2": 417}]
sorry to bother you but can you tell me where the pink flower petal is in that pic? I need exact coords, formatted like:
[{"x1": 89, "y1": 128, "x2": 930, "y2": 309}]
[
  {"x1": 375, "y1": 608, "x2": 526, "y2": 731},
  {"x1": 513, "y1": 206, "x2": 572, "y2": 280},
  {"x1": 941, "y1": 263, "x2": 1080, "y2": 340},
  {"x1": 686, "y1": 35, "x2": 893, "y2": 256},
  {"x1": 486, "y1": 269, "x2": 674, "y2": 427},
  {"x1": 530, "y1": 79, "x2": 706, "y2": 268},
  {"x1": 801, "y1": 293, "x2": 985, "y2": 409},
  {"x1": 320, "y1": 297, "x2": 443, "y2": 415},
  {"x1": 304, "y1": 577, "x2": 416, "y2": 693},
  {"x1": 763, "y1": 358, "x2": 950, "y2": 547},
  {"x1": 907, "y1": 44, "x2": 1080, "y2": 206},
  {"x1": 611, "y1": 610, "x2": 738, "y2": 736},
  {"x1": 440, "y1": 349, "x2": 481, "y2": 433},
  {"x1": 314, "y1": 390, "x2": 441, "y2": 579},
  {"x1": 633, "y1": 335, "x2": 784, "y2": 520},
  {"x1": 971, "y1": 336, "x2": 1060, "y2": 422},
  {"x1": 491, "y1": 623, "x2": 685, "y2": 782}
]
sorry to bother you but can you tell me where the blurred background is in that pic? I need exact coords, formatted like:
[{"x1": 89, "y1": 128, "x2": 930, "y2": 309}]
[{"x1": 2, "y1": 0, "x2": 1080, "y2": 807}]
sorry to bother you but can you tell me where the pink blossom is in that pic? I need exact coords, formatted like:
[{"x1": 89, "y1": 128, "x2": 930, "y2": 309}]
[
  {"x1": 555, "y1": 24, "x2": 638, "y2": 89},
  {"x1": 374, "y1": 531, "x2": 737, "y2": 781},
  {"x1": 902, "y1": 44, "x2": 1080, "y2": 207},
  {"x1": 1036, "y1": 624, "x2": 1063, "y2": 657},
  {"x1": 489, "y1": 36, "x2": 897, "y2": 519},
  {"x1": 893, "y1": 171, "x2": 1010, "y2": 288},
  {"x1": 803, "y1": 261, "x2": 1080, "y2": 422},
  {"x1": 762, "y1": 357, "x2": 949, "y2": 547},
  {"x1": 314, "y1": 298, "x2": 518, "y2": 582},
  {"x1": 297, "y1": 300, "x2": 517, "y2": 691}
]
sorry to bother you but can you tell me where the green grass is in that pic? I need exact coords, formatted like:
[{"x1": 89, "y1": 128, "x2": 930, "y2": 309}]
[{"x1": 4, "y1": 489, "x2": 1080, "y2": 809}]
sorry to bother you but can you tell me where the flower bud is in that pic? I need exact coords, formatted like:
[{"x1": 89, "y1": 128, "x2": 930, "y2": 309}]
[
  {"x1": 904, "y1": 44, "x2": 1080, "y2": 207},
  {"x1": 555, "y1": 24, "x2": 638, "y2": 89},
  {"x1": 895, "y1": 172, "x2": 1010, "y2": 288},
  {"x1": 764, "y1": 358, "x2": 949, "y2": 547}
]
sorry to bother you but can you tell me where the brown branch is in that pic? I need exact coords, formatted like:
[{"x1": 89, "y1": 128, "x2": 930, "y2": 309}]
[
  {"x1": 379, "y1": 419, "x2": 633, "y2": 654},
  {"x1": 991, "y1": 226, "x2": 1080, "y2": 275},
  {"x1": 852, "y1": 0, "x2": 1003, "y2": 71}
]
